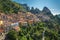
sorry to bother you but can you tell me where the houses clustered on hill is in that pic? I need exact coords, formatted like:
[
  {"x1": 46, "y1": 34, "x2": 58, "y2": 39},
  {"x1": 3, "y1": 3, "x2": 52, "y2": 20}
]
[{"x1": 0, "y1": 11, "x2": 40, "y2": 35}]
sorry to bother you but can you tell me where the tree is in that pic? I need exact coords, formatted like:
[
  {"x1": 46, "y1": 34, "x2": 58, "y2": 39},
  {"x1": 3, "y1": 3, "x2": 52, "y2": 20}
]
[{"x1": 6, "y1": 30, "x2": 18, "y2": 40}]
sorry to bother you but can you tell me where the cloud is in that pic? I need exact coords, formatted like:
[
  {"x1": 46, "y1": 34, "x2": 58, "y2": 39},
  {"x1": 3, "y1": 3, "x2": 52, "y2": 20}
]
[
  {"x1": 53, "y1": 12, "x2": 60, "y2": 15},
  {"x1": 50, "y1": 8, "x2": 60, "y2": 15}
]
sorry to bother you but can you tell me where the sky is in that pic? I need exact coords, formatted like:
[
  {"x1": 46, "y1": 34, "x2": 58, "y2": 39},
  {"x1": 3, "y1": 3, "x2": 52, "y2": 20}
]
[{"x1": 12, "y1": 0, "x2": 60, "y2": 15}]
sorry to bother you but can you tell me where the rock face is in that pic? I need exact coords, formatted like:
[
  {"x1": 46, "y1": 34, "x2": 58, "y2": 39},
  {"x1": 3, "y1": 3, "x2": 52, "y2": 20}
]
[
  {"x1": 42, "y1": 7, "x2": 53, "y2": 17},
  {"x1": 33, "y1": 7, "x2": 54, "y2": 21},
  {"x1": 42, "y1": 7, "x2": 51, "y2": 13},
  {"x1": 30, "y1": 7, "x2": 41, "y2": 14}
]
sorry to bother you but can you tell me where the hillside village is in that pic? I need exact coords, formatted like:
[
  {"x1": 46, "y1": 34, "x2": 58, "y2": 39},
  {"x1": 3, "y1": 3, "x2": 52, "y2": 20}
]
[{"x1": 0, "y1": 11, "x2": 40, "y2": 34}]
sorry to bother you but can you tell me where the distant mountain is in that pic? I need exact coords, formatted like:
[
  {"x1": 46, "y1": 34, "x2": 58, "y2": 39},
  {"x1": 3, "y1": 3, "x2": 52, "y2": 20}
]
[
  {"x1": 30, "y1": 7, "x2": 53, "y2": 21},
  {"x1": 30, "y1": 7, "x2": 54, "y2": 21},
  {"x1": 42, "y1": 7, "x2": 51, "y2": 13},
  {"x1": 30, "y1": 7, "x2": 41, "y2": 14},
  {"x1": 42, "y1": 7, "x2": 53, "y2": 16}
]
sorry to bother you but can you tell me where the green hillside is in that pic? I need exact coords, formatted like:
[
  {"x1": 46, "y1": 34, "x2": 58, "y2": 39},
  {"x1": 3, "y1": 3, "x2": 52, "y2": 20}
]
[{"x1": 0, "y1": 0, "x2": 26, "y2": 14}]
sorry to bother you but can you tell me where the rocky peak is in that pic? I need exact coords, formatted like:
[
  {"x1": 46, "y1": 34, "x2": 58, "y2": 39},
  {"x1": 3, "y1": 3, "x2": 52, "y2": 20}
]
[
  {"x1": 34, "y1": 8, "x2": 41, "y2": 14},
  {"x1": 42, "y1": 7, "x2": 53, "y2": 16},
  {"x1": 30, "y1": 7, "x2": 41, "y2": 14},
  {"x1": 42, "y1": 7, "x2": 51, "y2": 13}
]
